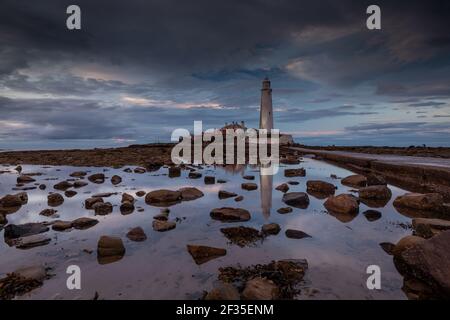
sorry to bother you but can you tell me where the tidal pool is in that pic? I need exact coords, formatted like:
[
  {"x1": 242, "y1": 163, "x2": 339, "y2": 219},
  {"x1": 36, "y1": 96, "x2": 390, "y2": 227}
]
[{"x1": 0, "y1": 157, "x2": 412, "y2": 300}]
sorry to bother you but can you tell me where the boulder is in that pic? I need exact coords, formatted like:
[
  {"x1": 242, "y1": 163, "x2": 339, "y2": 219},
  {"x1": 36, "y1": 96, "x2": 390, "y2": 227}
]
[
  {"x1": 282, "y1": 192, "x2": 310, "y2": 209},
  {"x1": 93, "y1": 202, "x2": 113, "y2": 215},
  {"x1": 64, "y1": 190, "x2": 77, "y2": 198},
  {"x1": 39, "y1": 208, "x2": 57, "y2": 217},
  {"x1": 275, "y1": 183, "x2": 289, "y2": 193},
  {"x1": 4, "y1": 223, "x2": 49, "y2": 242},
  {"x1": 87, "y1": 173, "x2": 105, "y2": 184},
  {"x1": 17, "y1": 175, "x2": 35, "y2": 184},
  {"x1": 285, "y1": 229, "x2": 311, "y2": 239},
  {"x1": 306, "y1": 180, "x2": 336, "y2": 196},
  {"x1": 359, "y1": 185, "x2": 392, "y2": 200},
  {"x1": 363, "y1": 210, "x2": 382, "y2": 222},
  {"x1": 52, "y1": 220, "x2": 73, "y2": 231},
  {"x1": 218, "y1": 190, "x2": 237, "y2": 199},
  {"x1": 241, "y1": 183, "x2": 257, "y2": 191},
  {"x1": 205, "y1": 281, "x2": 240, "y2": 300},
  {"x1": 188, "y1": 171, "x2": 202, "y2": 179},
  {"x1": 126, "y1": 227, "x2": 147, "y2": 242},
  {"x1": 14, "y1": 165, "x2": 22, "y2": 173},
  {"x1": 186, "y1": 245, "x2": 227, "y2": 265},
  {"x1": 284, "y1": 168, "x2": 306, "y2": 178},
  {"x1": 111, "y1": 175, "x2": 122, "y2": 185},
  {"x1": 277, "y1": 207, "x2": 293, "y2": 214},
  {"x1": 204, "y1": 176, "x2": 215, "y2": 184},
  {"x1": 412, "y1": 218, "x2": 450, "y2": 239},
  {"x1": 122, "y1": 193, "x2": 135, "y2": 203},
  {"x1": 324, "y1": 194, "x2": 359, "y2": 215},
  {"x1": 47, "y1": 193, "x2": 64, "y2": 207},
  {"x1": 341, "y1": 174, "x2": 367, "y2": 188},
  {"x1": 14, "y1": 234, "x2": 51, "y2": 249},
  {"x1": 179, "y1": 187, "x2": 204, "y2": 201},
  {"x1": 120, "y1": 201, "x2": 135, "y2": 215},
  {"x1": 210, "y1": 207, "x2": 251, "y2": 222},
  {"x1": 85, "y1": 197, "x2": 104, "y2": 209},
  {"x1": 393, "y1": 235, "x2": 425, "y2": 256},
  {"x1": 39, "y1": 184, "x2": 46, "y2": 190},
  {"x1": 261, "y1": 223, "x2": 281, "y2": 235},
  {"x1": 393, "y1": 193, "x2": 444, "y2": 212},
  {"x1": 241, "y1": 277, "x2": 280, "y2": 300},
  {"x1": 145, "y1": 189, "x2": 181, "y2": 207},
  {"x1": 168, "y1": 167, "x2": 181, "y2": 178},
  {"x1": 0, "y1": 192, "x2": 28, "y2": 207},
  {"x1": 97, "y1": 236, "x2": 126, "y2": 264},
  {"x1": 53, "y1": 181, "x2": 73, "y2": 191},
  {"x1": 72, "y1": 217, "x2": 98, "y2": 230},
  {"x1": 73, "y1": 180, "x2": 88, "y2": 188},
  {"x1": 152, "y1": 220, "x2": 176, "y2": 232}
]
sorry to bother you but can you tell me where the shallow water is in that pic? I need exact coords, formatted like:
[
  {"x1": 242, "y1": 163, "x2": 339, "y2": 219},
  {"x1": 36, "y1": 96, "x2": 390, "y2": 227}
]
[{"x1": 0, "y1": 158, "x2": 412, "y2": 300}]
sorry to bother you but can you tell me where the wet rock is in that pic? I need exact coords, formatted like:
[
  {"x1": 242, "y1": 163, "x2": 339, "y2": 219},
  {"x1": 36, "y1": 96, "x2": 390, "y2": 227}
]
[
  {"x1": 52, "y1": 220, "x2": 73, "y2": 231},
  {"x1": 204, "y1": 176, "x2": 215, "y2": 184},
  {"x1": 284, "y1": 168, "x2": 306, "y2": 177},
  {"x1": 14, "y1": 234, "x2": 51, "y2": 249},
  {"x1": 218, "y1": 190, "x2": 237, "y2": 199},
  {"x1": 152, "y1": 220, "x2": 176, "y2": 232},
  {"x1": 262, "y1": 223, "x2": 281, "y2": 235},
  {"x1": 393, "y1": 236, "x2": 425, "y2": 256},
  {"x1": 187, "y1": 245, "x2": 227, "y2": 265},
  {"x1": 217, "y1": 179, "x2": 227, "y2": 184},
  {"x1": 92, "y1": 192, "x2": 117, "y2": 198},
  {"x1": 241, "y1": 277, "x2": 280, "y2": 300},
  {"x1": 221, "y1": 226, "x2": 261, "y2": 247},
  {"x1": 287, "y1": 181, "x2": 299, "y2": 185},
  {"x1": 87, "y1": 173, "x2": 105, "y2": 184},
  {"x1": 122, "y1": 193, "x2": 135, "y2": 203},
  {"x1": 277, "y1": 207, "x2": 293, "y2": 214},
  {"x1": 64, "y1": 190, "x2": 77, "y2": 198},
  {"x1": 47, "y1": 193, "x2": 64, "y2": 207},
  {"x1": 120, "y1": 201, "x2": 135, "y2": 215},
  {"x1": 85, "y1": 197, "x2": 104, "y2": 209},
  {"x1": 17, "y1": 175, "x2": 35, "y2": 184},
  {"x1": 179, "y1": 187, "x2": 204, "y2": 201},
  {"x1": 97, "y1": 236, "x2": 126, "y2": 265},
  {"x1": 70, "y1": 171, "x2": 87, "y2": 177},
  {"x1": 134, "y1": 167, "x2": 146, "y2": 174},
  {"x1": 341, "y1": 174, "x2": 367, "y2": 188},
  {"x1": 285, "y1": 229, "x2": 311, "y2": 239},
  {"x1": 393, "y1": 193, "x2": 444, "y2": 213},
  {"x1": 363, "y1": 210, "x2": 382, "y2": 222},
  {"x1": 241, "y1": 183, "x2": 257, "y2": 191},
  {"x1": 111, "y1": 175, "x2": 122, "y2": 185},
  {"x1": 380, "y1": 242, "x2": 396, "y2": 255},
  {"x1": 0, "y1": 192, "x2": 28, "y2": 208},
  {"x1": 126, "y1": 227, "x2": 147, "y2": 242},
  {"x1": 4, "y1": 222, "x2": 49, "y2": 242},
  {"x1": 123, "y1": 168, "x2": 132, "y2": 173},
  {"x1": 73, "y1": 180, "x2": 88, "y2": 188},
  {"x1": 0, "y1": 214, "x2": 7, "y2": 225},
  {"x1": 243, "y1": 175, "x2": 255, "y2": 180},
  {"x1": 135, "y1": 191, "x2": 146, "y2": 197},
  {"x1": 412, "y1": 218, "x2": 450, "y2": 239},
  {"x1": 275, "y1": 183, "x2": 289, "y2": 193},
  {"x1": 93, "y1": 202, "x2": 113, "y2": 215},
  {"x1": 210, "y1": 207, "x2": 251, "y2": 222},
  {"x1": 72, "y1": 217, "x2": 98, "y2": 230},
  {"x1": 367, "y1": 174, "x2": 387, "y2": 186},
  {"x1": 234, "y1": 195, "x2": 244, "y2": 202},
  {"x1": 359, "y1": 185, "x2": 392, "y2": 200},
  {"x1": 394, "y1": 230, "x2": 450, "y2": 299},
  {"x1": 145, "y1": 189, "x2": 181, "y2": 207},
  {"x1": 205, "y1": 281, "x2": 240, "y2": 300},
  {"x1": 282, "y1": 192, "x2": 310, "y2": 209},
  {"x1": 53, "y1": 181, "x2": 73, "y2": 191},
  {"x1": 188, "y1": 171, "x2": 202, "y2": 179},
  {"x1": 324, "y1": 194, "x2": 359, "y2": 215},
  {"x1": 0, "y1": 265, "x2": 48, "y2": 300},
  {"x1": 280, "y1": 156, "x2": 301, "y2": 165},
  {"x1": 15, "y1": 165, "x2": 22, "y2": 173},
  {"x1": 39, "y1": 208, "x2": 57, "y2": 217},
  {"x1": 306, "y1": 180, "x2": 336, "y2": 196},
  {"x1": 39, "y1": 184, "x2": 46, "y2": 190},
  {"x1": 168, "y1": 167, "x2": 181, "y2": 178}
]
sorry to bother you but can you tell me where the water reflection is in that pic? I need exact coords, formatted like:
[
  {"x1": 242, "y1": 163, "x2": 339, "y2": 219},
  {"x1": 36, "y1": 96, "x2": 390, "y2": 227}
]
[{"x1": 259, "y1": 166, "x2": 273, "y2": 219}]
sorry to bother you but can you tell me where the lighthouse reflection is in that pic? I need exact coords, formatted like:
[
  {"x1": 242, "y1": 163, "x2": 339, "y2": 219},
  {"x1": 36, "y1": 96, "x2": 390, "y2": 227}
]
[{"x1": 259, "y1": 165, "x2": 273, "y2": 218}]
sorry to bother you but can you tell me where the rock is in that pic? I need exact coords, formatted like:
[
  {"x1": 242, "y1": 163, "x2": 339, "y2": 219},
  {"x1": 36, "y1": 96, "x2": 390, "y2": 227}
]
[
  {"x1": 306, "y1": 180, "x2": 336, "y2": 196},
  {"x1": 134, "y1": 167, "x2": 146, "y2": 174},
  {"x1": 363, "y1": 210, "x2": 382, "y2": 222},
  {"x1": 393, "y1": 193, "x2": 444, "y2": 212},
  {"x1": 154, "y1": 208, "x2": 170, "y2": 221},
  {"x1": 0, "y1": 192, "x2": 28, "y2": 207},
  {"x1": 52, "y1": 220, "x2": 73, "y2": 231},
  {"x1": 70, "y1": 171, "x2": 87, "y2": 177},
  {"x1": 47, "y1": 193, "x2": 64, "y2": 207},
  {"x1": 205, "y1": 281, "x2": 240, "y2": 300},
  {"x1": 393, "y1": 236, "x2": 425, "y2": 256},
  {"x1": 122, "y1": 193, "x2": 135, "y2": 203},
  {"x1": 120, "y1": 201, "x2": 135, "y2": 215},
  {"x1": 285, "y1": 229, "x2": 311, "y2": 239},
  {"x1": 123, "y1": 168, "x2": 132, "y2": 173},
  {"x1": 39, "y1": 208, "x2": 57, "y2": 217},
  {"x1": 284, "y1": 168, "x2": 306, "y2": 178},
  {"x1": 280, "y1": 156, "x2": 301, "y2": 165},
  {"x1": 221, "y1": 226, "x2": 261, "y2": 247},
  {"x1": 288, "y1": 181, "x2": 299, "y2": 185},
  {"x1": 126, "y1": 227, "x2": 147, "y2": 242},
  {"x1": 0, "y1": 214, "x2": 7, "y2": 225},
  {"x1": 412, "y1": 218, "x2": 450, "y2": 239},
  {"x1": 186, "y1": 245, "x2": 227, "y2": 265},
  {"x1": 341, "y1": 174, "x2": 367, "y2": 188},
  {"x1": 380, "y1": 242, "x2": 396, "y2": 255},
  {"x1": 217, "y1": 179, "x2": 227, "y2": 184},
  {"x1": 188, "y1": 171, "x2": 202, "y2": 179},
  {"x1": 243, "y1": 175, "x2": 255, "y2": 180},
  {"x1": 85, "y1": 197, "x2": 104, "y2": 209},
  {"x1": 324, "y1": 194, "x2": 359, "y2": 215},
  {"x1": 168, "y1": 167, "x2": 181, "y2": 178},
  {"x1": 394, "y1": 230, "x2": 450, "y2": 298},
  {"x1": 53, "y1": 181, "x2": 73, "y2": 191},
  {"x1": 92, "y1": 192, "x2": 117, "y2": 198},
  {"x1": 73, "y1": 180, "x2": 88, "y2": 188},
  {"x1": 241, "y1": 277, "x2": 280, "y2": 300},
  {"x1": 13, "y1": 265, "x2": 47, "y2": 281},
  {"x1": 72, "y1": 217, "x2": 98, "y2": 230},
  {"x1": 14, "y1": 234, "x2": 51, "y2": 249},
  {"x1": 93, "y1": 202, "x2": 113, "y2": 215},
  {"x1": 152, "y1": 220, "x2": 176, "y2": 232},
  {"x1": 277, "y1": 207, "x2": 293, "y2": 214},
  {"x1": 111, "y1": 175, "x2": 122, "y2": 185},
  {"x1": 39, "y1": 184, "x2": 46, "y2": 190},
  {"x1": 241, "y1": 183, "x2": 257, "y2": 191},
  {"x1": 367, "y1": 174, "x2": 387, "y2": 186},
  {"x1": 15, "y1": 165, "x2": 22, "y2": 173},
  {"x1": 87, "y1": 173, "x2": 105, "y2": 184},
  {"x1": 179, "y1": 187, "x2": 204, "y2": 201},
  {"x1": 204, "y1": 176, "x2": 215, "y2": 184},
  {"x1": 218, "y1": 190, "x2": 237, "y2": 199},
  {"x1": 282, "y1": 192, "x2": 310, "y2": 209},
  {"x1": 145, "y1": 189, "x2": 181, "y2": 207},
  {"x1": 135, "y1": 191, "x2": 146, "y2": 197},
  {"x1": 359, "y1": 185, "x2": 392, "y2": 200},
  {"x1": 17, "y1": 175, "x2": 35, "y2": 184},
  {"x1": 234, "y1": 196, "x2": 244, "y2": 202},
  {"x1": 262, "y1": 223, "x2": 281, "y2": 235},
  {"x1": 210, "y1": 207, "x2": 251, "y2": 222},
  {"x1": 97, "y1": 236, "x2": 126, "y2": 264},
  {"x1": 275, "y1": 183, "x2": 289, "y2": 193},
  {"x1": 4, "y1": 223, "x2": 49, "y2": 242},
  {"x1": 64, "y1": 190, "x2": 77, "y2": 198}
]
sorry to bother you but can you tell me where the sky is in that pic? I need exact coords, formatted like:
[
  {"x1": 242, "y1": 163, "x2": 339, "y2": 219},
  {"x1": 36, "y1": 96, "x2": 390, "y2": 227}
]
[{"x1": 1, "y1": 0, "x2": 450, "y2": 150}]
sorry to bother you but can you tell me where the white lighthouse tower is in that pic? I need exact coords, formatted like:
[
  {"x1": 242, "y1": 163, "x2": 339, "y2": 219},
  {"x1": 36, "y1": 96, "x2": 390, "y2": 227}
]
[{"x1": 259, "y1": 77, "x2": 274, "y2": 130}]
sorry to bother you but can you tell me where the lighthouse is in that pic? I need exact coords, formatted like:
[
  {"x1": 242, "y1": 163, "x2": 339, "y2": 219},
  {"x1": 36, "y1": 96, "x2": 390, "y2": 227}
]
[{"x1": 259, "y1": 77, "x2": 274, "y2": 130}]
